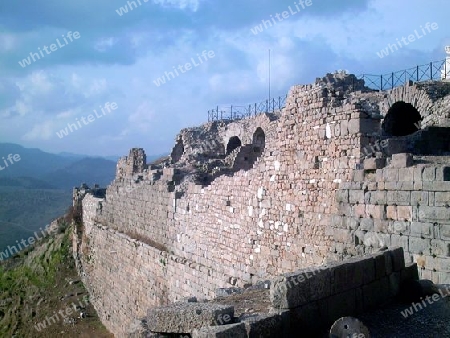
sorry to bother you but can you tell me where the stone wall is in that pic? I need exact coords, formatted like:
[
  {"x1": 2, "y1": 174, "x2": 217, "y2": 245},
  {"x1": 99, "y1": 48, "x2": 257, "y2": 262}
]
[
  {"x1": 331, "y1": 154, "x2": 450, "y2": 284},
  {"x1": 73, "y1": 74, "x2": 450, "y2": 337}
]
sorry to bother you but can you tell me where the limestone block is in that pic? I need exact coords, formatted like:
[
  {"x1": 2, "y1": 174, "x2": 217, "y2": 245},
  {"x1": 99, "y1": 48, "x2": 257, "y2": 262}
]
[
  {"x1": 411, "y1": 191, "x2": 429, "y2": 206},
  {"x1": 440, "y1": 224, "x2": 450, "y2": 240},
  {"x1": 363, "y1": 157, "x2": 386, "y2": 170},
  {"x1": 423, "y1": 181, "x2": 450, "y2": 191},
  {"x1": 390, "y1": 153, "x2": 413, "y2": 168},
  {"x1": 410, "y1": 222, "x2": 434, "y2": 239},
  {"x1": 383, "y1": 169, "x2": 399, "y2": 181},
  {"x1": 434, "y1": 192, "x2": 450, "y2": 207},
  {"x1": 147, "y1": 303, "x2": 235, "y2": 333},
  {"x1": 386, "y1": 191, "x2": 411, "y2": 206},
  {"x1": 349, "y1": 190, "x2": 365, "y2": 204},
  {"x1": 409, "y1": 237, "x2": 431, "y2": 255},
  {"x1": 422, "y1": 167, "x2": 436, "y2": 181},
  {"x1": 418, "y1": 206, "x2": 450, "y2": 223}
]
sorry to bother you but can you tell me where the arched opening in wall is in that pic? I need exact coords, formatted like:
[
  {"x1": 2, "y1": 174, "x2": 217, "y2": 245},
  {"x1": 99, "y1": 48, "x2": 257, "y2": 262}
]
[
  {"x1": 170, "y1": 139, "x2": 184, "y2": 164},
  {"x1": 382, "y1": 101, "x2": 422, "y2": 137},
  {"x1": 252, "y1": 127, "x2": 266, "y2": 154},
  {"x1": 226, "y1": 136, "x2": 242, "y2": 155}
]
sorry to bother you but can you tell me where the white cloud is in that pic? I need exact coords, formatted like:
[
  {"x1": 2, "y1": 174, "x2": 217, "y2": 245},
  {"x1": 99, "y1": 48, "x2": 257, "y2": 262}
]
[
  {"x1": 128, "y1": 101, "x2": 155, "y2": 132},
  {"x1": 22, "y1": 120, "x2": 56, "y2": 141}
]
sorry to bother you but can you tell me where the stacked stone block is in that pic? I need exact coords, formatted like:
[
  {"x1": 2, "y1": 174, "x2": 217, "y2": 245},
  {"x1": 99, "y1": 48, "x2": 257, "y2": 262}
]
[
  {"x1": 270, "y1": 247, "x2": 417, "y2": 334},
  {"x1": 333, "y1": 157, "x2": 450, "y2": 283}
]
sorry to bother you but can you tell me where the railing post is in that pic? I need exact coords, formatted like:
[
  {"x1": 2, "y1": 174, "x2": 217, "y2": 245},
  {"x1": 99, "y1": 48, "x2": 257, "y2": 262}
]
[
  {"x1": 391, "y1": 72, "x2": 394, "y2": 89},
  {"x1": 380, "y1": 75, "x2": 383, "y2": 91},
  {"x1": 430, "y1": 62, "x2": 433, "y2": 80}
]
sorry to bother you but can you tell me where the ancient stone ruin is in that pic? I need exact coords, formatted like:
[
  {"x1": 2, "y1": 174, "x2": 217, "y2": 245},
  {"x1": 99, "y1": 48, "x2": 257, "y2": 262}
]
[{"x1": 73, "y1": 66, "x2": 450, "y2": 336}]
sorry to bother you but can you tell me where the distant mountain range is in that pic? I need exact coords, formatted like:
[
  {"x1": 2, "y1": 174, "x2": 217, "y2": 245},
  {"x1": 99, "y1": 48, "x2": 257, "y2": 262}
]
[
  {"x1": 0, "y1": 143, "x2": 117, "y2": 189},
  {"x1": 0, "y1": 143, "x2": 169, "y2": 254},
  {"x1": 0, "y1": 143, "x2": 119, "y2": 253}
]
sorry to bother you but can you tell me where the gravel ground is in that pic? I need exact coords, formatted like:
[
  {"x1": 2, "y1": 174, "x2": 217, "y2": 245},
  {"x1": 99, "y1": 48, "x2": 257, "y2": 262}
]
[{"x1": 358, "y1": 287, "x2": 450, "y2": 338}]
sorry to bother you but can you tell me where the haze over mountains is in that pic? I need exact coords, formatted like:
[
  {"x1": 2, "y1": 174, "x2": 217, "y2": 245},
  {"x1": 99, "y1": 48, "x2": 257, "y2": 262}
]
[
  {"x1": 0, "y1": 142, "x2": 168, "y2": 254},
  {"x1": 0, "y1": 143, "x2": 118, "y2": 254}
]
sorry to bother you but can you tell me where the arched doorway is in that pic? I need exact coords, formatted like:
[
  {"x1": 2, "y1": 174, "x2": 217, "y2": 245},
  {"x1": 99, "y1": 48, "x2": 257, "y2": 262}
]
[
  {"x1": 252, "y1": 127, "x2": 266, "y2": 153},
  {"x1": 382, "y1": 101, "x2": 422, "y2": 136},
  {"x1": 226, "y1": 136, "x2": 242, "y2": 155}
]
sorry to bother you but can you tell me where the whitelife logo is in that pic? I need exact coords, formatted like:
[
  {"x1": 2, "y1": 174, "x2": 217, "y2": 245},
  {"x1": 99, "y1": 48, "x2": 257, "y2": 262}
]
[
  {"x1": 116, "y1": 0, "x2": 150, "y2": 16},
  {"x1": 250, "y1": 0, "x2": 313, "y2": 35},
  {"x1": 153, "y1": 50, "x2": 215, "y2": 87},
  {"x1": 0, "y1": 154, "x2": 21, "y2": 171},
  {"x1": 0, "y1": 223, "x2": 56, "y2": 261},
  {"x1": 18, "y1": 31, "x2": 81, "y2": 68},
  {"x1": 56, "y1": 102, "x2": 118, "y2": 139}
]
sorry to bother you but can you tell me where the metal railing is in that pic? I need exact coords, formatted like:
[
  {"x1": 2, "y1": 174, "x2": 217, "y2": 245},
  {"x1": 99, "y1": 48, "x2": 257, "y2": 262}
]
[
  {"x1": 208, "y1": 58, "x2": 450, "y2": 122},
  {"x1": 208, "y1": 95, "x2": 287, "y2": 122},
  {"x1": 358, "y1": 59, "x2": 449, "y2": 91}
]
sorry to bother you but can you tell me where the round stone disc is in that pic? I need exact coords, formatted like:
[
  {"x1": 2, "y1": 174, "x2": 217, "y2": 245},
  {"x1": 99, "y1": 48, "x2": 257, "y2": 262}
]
[{"x1": 329, "y1": 316, "x2": 370, "y2": 338}]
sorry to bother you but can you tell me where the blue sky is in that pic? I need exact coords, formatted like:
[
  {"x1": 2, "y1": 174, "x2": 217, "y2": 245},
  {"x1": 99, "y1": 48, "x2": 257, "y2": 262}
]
[{"x1": 0, "y1": 0, "x2": 449, "y2": 157}]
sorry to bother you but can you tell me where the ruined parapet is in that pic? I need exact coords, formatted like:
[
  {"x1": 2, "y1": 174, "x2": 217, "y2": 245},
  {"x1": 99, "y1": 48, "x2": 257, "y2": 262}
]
[
  {"x1": 116, "y1": 148, "x2": 147, "y2": 179},
  {"x1": 170, "y1": 122, "x2": 228, "y2": 165}
]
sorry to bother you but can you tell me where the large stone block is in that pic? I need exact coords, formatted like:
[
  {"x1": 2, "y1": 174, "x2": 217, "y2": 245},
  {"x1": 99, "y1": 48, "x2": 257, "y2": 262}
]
[
  {"x1": 270, "y1": 271, "x2": 310, "y2": 309},
  {"x1": 390, "y1": 153, "x2": 413, "y2": 168},
  {"x1": 410, "y1": 222, "x2": 434, "y2": 239},
  {"x1": 192, "y1": 323, "x2": 247, "y2": 338},
  {"x1": 418, "y1": 206, "x2": 450, "y2": 224},
  {"x1": 409, "y1": 237, "x2": 431, "y2": 255},
  {"x1": 389, "y1": 247, "x2": 405, "y2": 271},
  {"x1": 434, "y1": 192, "x2": 450, "y2": 207},
  {"x1": 241, "y1": 312, "x2": 284, "y2": 338},
  {"x1": 349, "y1": 190, "x2": 365, "y2": 204},
  {"x1": 364, "y1": 158, "x2": 386, "y2": 170},
  {"x1": 147, "y1": 303, "x2": 235, "y2": 333},
  {"x1": 386, "y1": 191, "x2": 411, "y2": 206}
]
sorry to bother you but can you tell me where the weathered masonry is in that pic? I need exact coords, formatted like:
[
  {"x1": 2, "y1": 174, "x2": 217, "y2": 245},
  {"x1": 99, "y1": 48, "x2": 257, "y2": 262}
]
[{"x1": 73, "y1": 71, "x2": 450, "y2": 336}]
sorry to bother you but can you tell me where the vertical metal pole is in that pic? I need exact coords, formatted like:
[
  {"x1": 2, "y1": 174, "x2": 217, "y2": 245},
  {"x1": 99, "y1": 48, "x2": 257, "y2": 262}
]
[
  {"x1": 430, "y1": 62, "x2": 433, "y2": 80},
  {"x1": 416, "y1": 66, "x2": 419, "y2": 82},
  {"x1": 380, "y1": 75, "x2": 383, "y2": 91},
  {"x1": 391, "y1": 72, "x2": 394, "y2": 89},
  {"x1": 269, "y1": 49, "x2": 271, "y2": 106}
]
